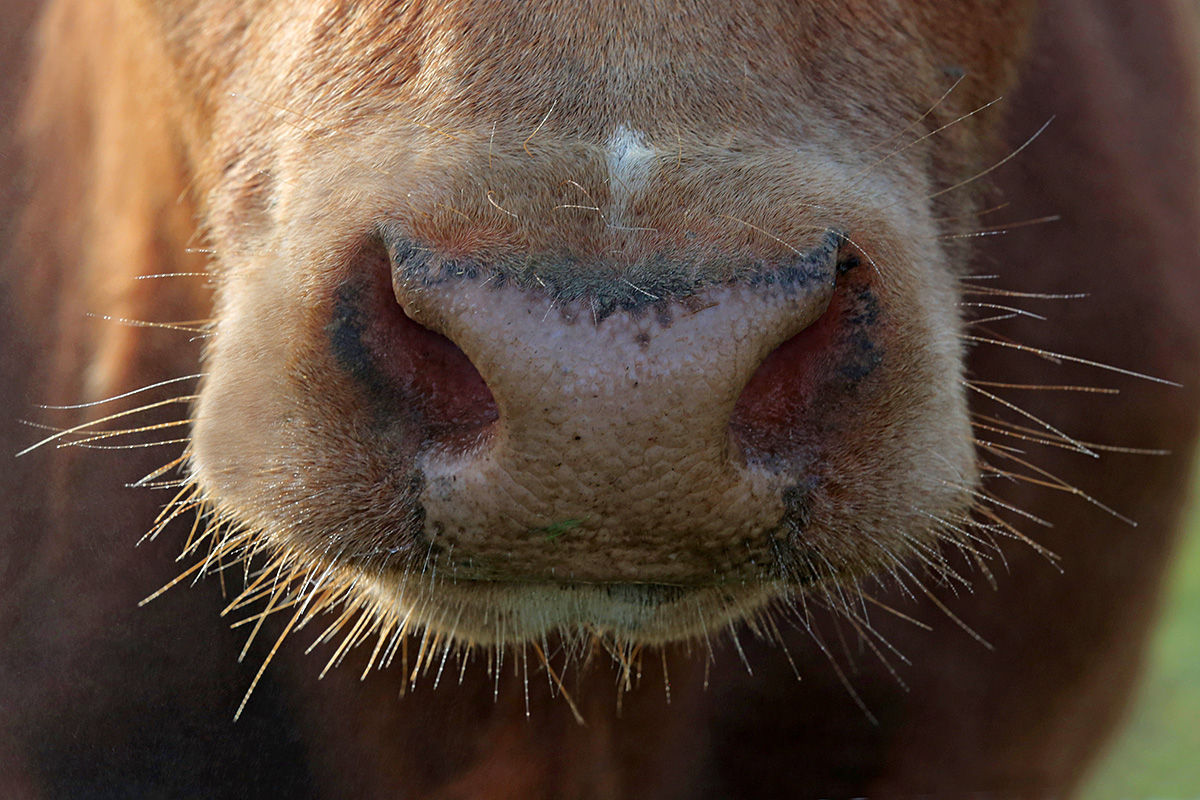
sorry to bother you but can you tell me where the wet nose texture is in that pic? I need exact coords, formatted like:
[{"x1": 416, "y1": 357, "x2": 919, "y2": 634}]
[{"x1": 344, "y1": 234, "x2": 843, "y2": 584}]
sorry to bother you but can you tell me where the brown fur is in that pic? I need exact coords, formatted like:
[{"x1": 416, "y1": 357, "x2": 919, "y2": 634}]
[{"x1": 2, "y1": 0, "x2": 1199, "y2": 797}]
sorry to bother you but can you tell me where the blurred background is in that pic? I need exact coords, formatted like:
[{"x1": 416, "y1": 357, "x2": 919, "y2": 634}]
[
  {"x1": 1083, "y1": 477, "x2": 1200, "y2": 797},
  {"x1": 1090, "y1": 2, "x2": 1200, "y2": 792}
]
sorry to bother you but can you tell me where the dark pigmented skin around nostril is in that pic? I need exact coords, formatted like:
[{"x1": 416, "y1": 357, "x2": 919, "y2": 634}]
[{"x1": 381, "y1": 227, "x2": 847, "y2": 324}]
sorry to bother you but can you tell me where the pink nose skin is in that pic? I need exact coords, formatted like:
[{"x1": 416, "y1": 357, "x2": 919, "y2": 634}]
[{"x1": 347, "y1": 232, "x2": 847, "y2": 585}]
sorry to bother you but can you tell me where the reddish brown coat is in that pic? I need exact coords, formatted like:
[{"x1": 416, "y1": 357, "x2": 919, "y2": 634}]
[{"x1": 2, "y1": 1, "x2": 1199, "y2": 797}]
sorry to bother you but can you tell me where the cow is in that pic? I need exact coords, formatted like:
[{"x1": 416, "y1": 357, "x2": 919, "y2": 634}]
[{"x1": 2, "y1": 0, "x2": 1198, "y2": 796}]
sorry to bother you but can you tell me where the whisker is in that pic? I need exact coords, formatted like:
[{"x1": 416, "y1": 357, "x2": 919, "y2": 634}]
[
  {"x1": 862, "y1": 74, "x2": 965, "y2": 155},
  {"x1": 917, "y1": 583, "x2": 993, "y2": 651},
  {"x1": 940, "y1": 214, "x2": 1061, "y2": 240},
  {"x1": 236, "y1": 604, "x2": 305, "y2": 722},
  {"x1": 978, "y1": 443, "x2": 1137, "y2": 526},
  {"x1": 784, "y1": 610, "x2": 878, "y2": 725},
  {"x1": 486, "y1": 191, "x2": 520, "y2": 219},
  {"x1": 963, "y1": 486, "x2": 1053, "y2": 528},
  {"x1": 959, "y1": 303, "x2": 1047, "y2": 321},
  {"x1": 925, "y1": 117, "x2": 1054, "y2": 202},
  {"x1": 58, "y1": 419, "x2": 193, "y2": 448},
  {"x1": 968, "y1": 313, "x2": 1022, "y2": 325},
  {"x1": 933, "y1": 200, "x2": 1011, "y2": 223},
  {"x1": 964, "y1": 381, "x2": 1096, "y2": 457},
  {"x1": 862, "y1": 594, "x2": 932, "y2": 631},
  {"x1": 963, "y1": 334, "x2": 1180, "y2": 386},
  {"x1": 973, "y1": 412, "x2": 1168, "y2": 455},
  {"x1": 959, "y1": 283, "x2": 1088, "y2": 301},
  {"x1": 85, "y1": 314, "x2": 212, "y2": 334},
  {"x1": 522, "y1": 99, "x2": 557, "y2": 157},
  {"x1": 971, "y1": 505, "x2": 1061, "y2": 565},
  {"x1": 37, "y1": 374, "x2": 204, "y2": 409},
  {"x1": 970, "y1": 381, "x2": 1116, "y2": 394},
  {"x1": 17, "y1": 396, "x2": 197, "y2": 456},
  {"x1": 133, "y1": 454, "x2": 190, "y2": 488},
  {"x1": 852, "y1": 95, "x2": 1002, "y2": 182},
  {"x1": 68, "y1": 438, "x2": 191, "y2": 451},
  {"x1": 135, "y1": 272, "x2": 212, "y2": 281}
]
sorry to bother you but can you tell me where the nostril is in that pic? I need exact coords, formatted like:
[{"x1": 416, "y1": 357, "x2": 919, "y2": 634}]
[
  {"x1": 378, "y1": 292, "x2": 499, "y2": 440},
  {"x1": 327, "y1": 240, "x2": 498, "y2": 448},
  {"x1": 729, "y1": 282, "x2": 850, "y2": 462}
]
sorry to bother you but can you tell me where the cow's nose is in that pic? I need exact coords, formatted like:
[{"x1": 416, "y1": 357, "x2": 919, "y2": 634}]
[{"x1": 340, "y1": 231, "x2": 843, "y2": 583}]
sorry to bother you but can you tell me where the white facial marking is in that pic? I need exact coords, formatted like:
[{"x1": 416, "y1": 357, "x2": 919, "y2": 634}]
[{"x1": 605, "y1": 125, "x2": 657, "y2": 228}]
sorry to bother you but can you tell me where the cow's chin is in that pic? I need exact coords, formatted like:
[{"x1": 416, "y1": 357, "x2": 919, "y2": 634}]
[{"x1": 224, "y1": 549, "x2": 790, "y2": 647}]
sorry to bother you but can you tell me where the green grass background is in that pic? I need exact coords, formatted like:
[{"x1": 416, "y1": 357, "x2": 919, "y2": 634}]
[{"x1": 1081, "y1": 485, "x2": 1200, "y2": 798}]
